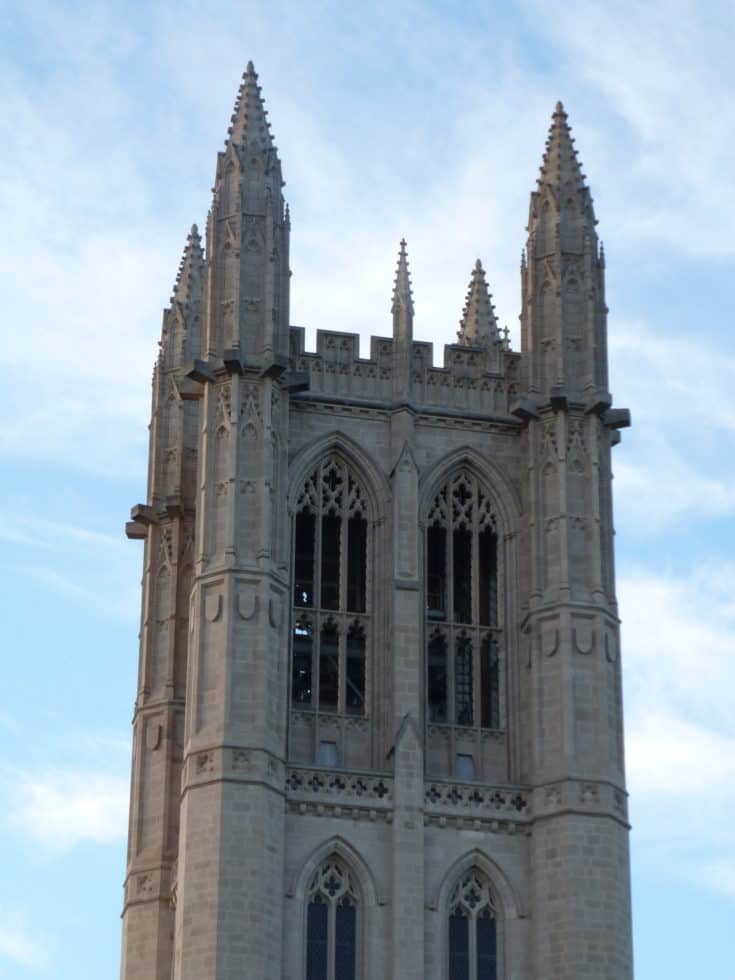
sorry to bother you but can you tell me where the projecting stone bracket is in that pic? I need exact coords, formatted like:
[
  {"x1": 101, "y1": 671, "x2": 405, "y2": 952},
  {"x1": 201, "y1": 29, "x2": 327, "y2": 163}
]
[
  {"x1": 510, "y1": 396, "x2": 540, "y2": 422},
  {"x1": 602, "y1": 408, "x2": 631, "y2": 429},
  {"x1": 549, "y1": 385, "x2": 568, "y2": 411},
  {"x1": 223, "y1": 349, "x2": 248, "y2": 375},
  {"x1": 184, "y1": 358, "x2": 218, "y2": 383},
  {"x1": 585, "y1": 388, "x2": 613, "y2": 415},
  {"x1": 283, "y1": 371, "x2": 310, "y2": 393},
  {"x1": 260, "y1": 353, "x2": 289, "y2": 379},
  {"x1": 126, "y1": 503, "x2": 158, "y2": 540}
]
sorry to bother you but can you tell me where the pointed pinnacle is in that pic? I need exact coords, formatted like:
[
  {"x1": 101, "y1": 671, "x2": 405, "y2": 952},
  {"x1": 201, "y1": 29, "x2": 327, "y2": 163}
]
[
  {"x1": 392, "y1": 238, "x2": 414, "y2": 315},
  {"x1": 538, "y1": 100, "x2": 585, "y2": 191},
  {"x1": 227, "y1": 61, "x2": 276, "y2": 151},
  {"x1": 172, "y1": 223, "x2": 204, "y2": 304},
  {"x1": 457, "y1": 258, "x2": 499, "y2": 347}
]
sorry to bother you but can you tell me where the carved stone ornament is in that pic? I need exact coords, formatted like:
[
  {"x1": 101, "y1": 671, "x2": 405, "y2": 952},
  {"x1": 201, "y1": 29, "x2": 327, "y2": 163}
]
[
  {"x1": 541, "y1": 625, "x2": 560, "y2": 657},
  {"x1": 204, "y1": 593, "x2": 222, "y2": 622},
  {"x1": 269, "y1": 595, "x2": 283, "y2": 628},
  {"x1": 605, "y1": 631, "x2": 618, "y2": 663},
  {"x1": 146, "y1": 723, "x2": 163, "y2": 751},
  {"x1": 236, "y1": 586, "x2": 258, "y2": 621},
  {"x1": 573, "y1": 621, "x2": 595, "y2": 655}
]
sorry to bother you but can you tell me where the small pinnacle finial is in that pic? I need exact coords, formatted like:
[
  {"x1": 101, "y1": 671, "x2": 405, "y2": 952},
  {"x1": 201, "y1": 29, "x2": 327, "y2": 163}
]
[
  {"x1": 226, "y1": 60, "x2": 276, "y2": 151},
  {"x1": 392, "y1": 238, "x2": 414, "y2": 316},
  {"x1": 171, "y1": 223, "x2": 204, "y2": 305},
  {"x1": 457, "y1": 258, "x2": 499, "y2": 348},
  {"x1": 536, "y1": 99, "x2": 585, "y2": 192}
]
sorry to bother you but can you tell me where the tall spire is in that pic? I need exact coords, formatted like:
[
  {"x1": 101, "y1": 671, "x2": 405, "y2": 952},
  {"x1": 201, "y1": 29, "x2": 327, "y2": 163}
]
[
  {"x1": 227, "y1": 61, "x2": 276, "y2": 151},
  {"x1": 172, "y1": 224, "x2": 204, "y2": 305},
  {"x1": 538, "y1": 101, "x2": 586, "y2": 192},
  {"x1": 521, "y1": 102, "x2": 607, "y2": 403},
  {"x1": 457, "y1": 259, "x2": 499, "y2": 347},
  {"x1": 391, "y1": 238, "x2": 414, "y2": 316}
]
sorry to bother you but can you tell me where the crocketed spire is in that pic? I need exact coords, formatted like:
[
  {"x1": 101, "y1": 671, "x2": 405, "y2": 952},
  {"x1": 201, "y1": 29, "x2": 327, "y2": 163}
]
[
  {"x1": 227, "y1": 61, "x2": 276, "y2": 150},
  {"x1": 457, "y1": 259, "x2": 499, "y2": 348},
  {"x1": 391, "y1": 238, "x2": 414, "y2": 316},
  {"x1": 172, "y1": 225, "x2": 204, "y2": 305},
  {"x1": 538, "y1": 101, "x2": 586, "y2": 192}
]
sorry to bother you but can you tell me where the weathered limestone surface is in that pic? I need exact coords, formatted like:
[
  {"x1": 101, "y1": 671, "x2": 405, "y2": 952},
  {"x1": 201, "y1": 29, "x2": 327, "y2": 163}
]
[{"x1": 121, "y1": 70, "x2": 633, "y2": 980}]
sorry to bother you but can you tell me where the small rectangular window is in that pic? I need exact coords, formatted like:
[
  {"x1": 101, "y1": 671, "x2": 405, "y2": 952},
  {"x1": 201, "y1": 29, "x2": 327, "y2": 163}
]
[
  {"x1": 455, "y1": 754, "x2": 476, "y2": 781},
  {"x1": 316, "y1": 740, "x2": 338, "y2": 767}
]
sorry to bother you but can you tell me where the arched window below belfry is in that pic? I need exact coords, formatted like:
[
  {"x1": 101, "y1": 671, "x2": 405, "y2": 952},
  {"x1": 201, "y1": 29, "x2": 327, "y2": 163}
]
[{"x1": 306, "y1": 859, "x2": 359, "y2": 980}]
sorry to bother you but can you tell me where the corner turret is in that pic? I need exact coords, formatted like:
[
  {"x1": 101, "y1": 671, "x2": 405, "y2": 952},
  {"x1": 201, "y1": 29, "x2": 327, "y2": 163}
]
[{"x1": 521, "y1": 102, "x2": 608, "y2": 407}]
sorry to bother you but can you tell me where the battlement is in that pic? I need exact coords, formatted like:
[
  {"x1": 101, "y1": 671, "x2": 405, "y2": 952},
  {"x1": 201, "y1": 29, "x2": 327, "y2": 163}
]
[{"x1": 289, "y1": 326, "x2": 521, "y2": 417}]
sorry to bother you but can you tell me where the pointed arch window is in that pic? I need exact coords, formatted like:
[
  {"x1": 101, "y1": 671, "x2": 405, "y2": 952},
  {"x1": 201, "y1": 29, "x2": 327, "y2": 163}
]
[
  {"x1": 425, "y1": 470, "x2": 502, "y2": 732},
  {"x1": 291, "y1": 455, "x2": 369, "y2": 716},
  {"x1": 448, "y1": 870, "x2": 498, "y2": 980},
  {"x1": 306, "y1": 860, "x2": 358, "y2": 980}
]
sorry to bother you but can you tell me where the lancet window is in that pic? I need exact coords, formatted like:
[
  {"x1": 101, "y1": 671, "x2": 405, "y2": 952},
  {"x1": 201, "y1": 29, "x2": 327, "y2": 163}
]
[
  {"x1": 425, "y1": 471, "x2": 502, "y2": 730},
  {"x1": 291, "y1": 455, "x2": 369, "y2": 717},
  {"x1": 448, "y1": 870, "x2": 498, "y2": 980},
  {"x1": 306, "y1": 860, "x2": 358, "y2": 980}
]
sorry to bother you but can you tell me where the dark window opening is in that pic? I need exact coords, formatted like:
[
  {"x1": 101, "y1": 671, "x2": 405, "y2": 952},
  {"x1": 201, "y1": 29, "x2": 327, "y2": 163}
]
[
  {"x1": 427, "y1": 525, "x2": 447, "y2": 618},
  {"x1": 291, "y1": 618, "x2": 313, "y2": 706},
  {"x1": 477, "y1": 911, "x2": 497, "y2": 980},
  {"x1": 481, "y1": 636, "x2": 500, "y2": 729},
  {"x1": 428, "y1": 631, "x2": 448, "y2": 722},
  {"x1": 335, "y1": 899, "x2": 357, "y2": 980},
  {"x1": 306, "y1": 897, "x2": 328, "y2": 980},
  {"x1": 319, "y1": 620, "x2": 339, "y2": 711},
  {"x1": 453, "y1": 527, "x2": 472, "y2": 623},
  {"x1": 478, "y1": 528, "x2": 497, "y2": 627},
  {"x1": 347, "y1": 515, "x2": 367, "y2": 613},
  {"x1": 455, "y1": 633, "x2": 473, "y2": 726},
  {"x1": 320, "y1": 514, "x2": 341, "y2": 610},
  {"x1": 294, "y1": 511, "x2": 315, "y2": 607},
  {"x1": 346, "y1": 622, "x2": 366, "y2": 715},
  {"x1": 449, "y1": 911, "x2": 470, "y2": 980}
]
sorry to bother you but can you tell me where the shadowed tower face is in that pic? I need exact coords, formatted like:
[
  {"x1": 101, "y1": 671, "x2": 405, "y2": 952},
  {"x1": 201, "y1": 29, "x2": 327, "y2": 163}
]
[{"x1": 121, "y1": 67, "x2": 633, "y2": 980}]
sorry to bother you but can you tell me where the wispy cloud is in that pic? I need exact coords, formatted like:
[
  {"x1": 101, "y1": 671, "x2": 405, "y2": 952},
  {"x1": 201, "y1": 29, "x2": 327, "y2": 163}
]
[
  {"x1": 2, "y1": 767, "x2": 129, "y2": 859},
  {"x1": 621, "y1": 564, "x2": 735, "y2": 894},
  {"x1": 0, "y1": 905, "x2": 48, "y2": 972},
  {"x1": 524, "y1": 0, "x2": 735, "y2": 258}
]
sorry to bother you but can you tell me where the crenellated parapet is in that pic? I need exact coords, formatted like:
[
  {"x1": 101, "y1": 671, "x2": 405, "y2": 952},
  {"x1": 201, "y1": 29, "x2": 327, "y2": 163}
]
[{"x1": 288, "y1": 326, "x2": 522, "y2": 417}]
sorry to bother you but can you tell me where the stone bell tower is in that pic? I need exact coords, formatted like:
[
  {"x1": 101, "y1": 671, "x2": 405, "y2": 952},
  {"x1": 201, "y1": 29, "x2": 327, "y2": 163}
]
[{"x1": 121, "y1": 68, "x2": 633, "y2": 980}]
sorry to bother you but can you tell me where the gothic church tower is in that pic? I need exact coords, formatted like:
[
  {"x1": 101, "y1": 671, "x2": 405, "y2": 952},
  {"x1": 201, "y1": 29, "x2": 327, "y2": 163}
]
[{"x1": 122, "y1": 66, "x2": 633, "y2": 980}]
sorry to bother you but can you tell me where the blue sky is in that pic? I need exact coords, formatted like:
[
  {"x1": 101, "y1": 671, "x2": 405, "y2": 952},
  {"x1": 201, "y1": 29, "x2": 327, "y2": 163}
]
[{"x1": 1, "y1": 1, "x2": 734, "y2": 976}]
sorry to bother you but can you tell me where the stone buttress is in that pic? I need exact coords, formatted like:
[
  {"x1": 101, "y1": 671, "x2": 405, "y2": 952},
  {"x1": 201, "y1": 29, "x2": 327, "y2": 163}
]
[
  {"x1": 517, "y1": 103, "x2": 632, "y2": 980},
  {"x1": 121, "y1": 225, "x2": 203, "y2": 980}
]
